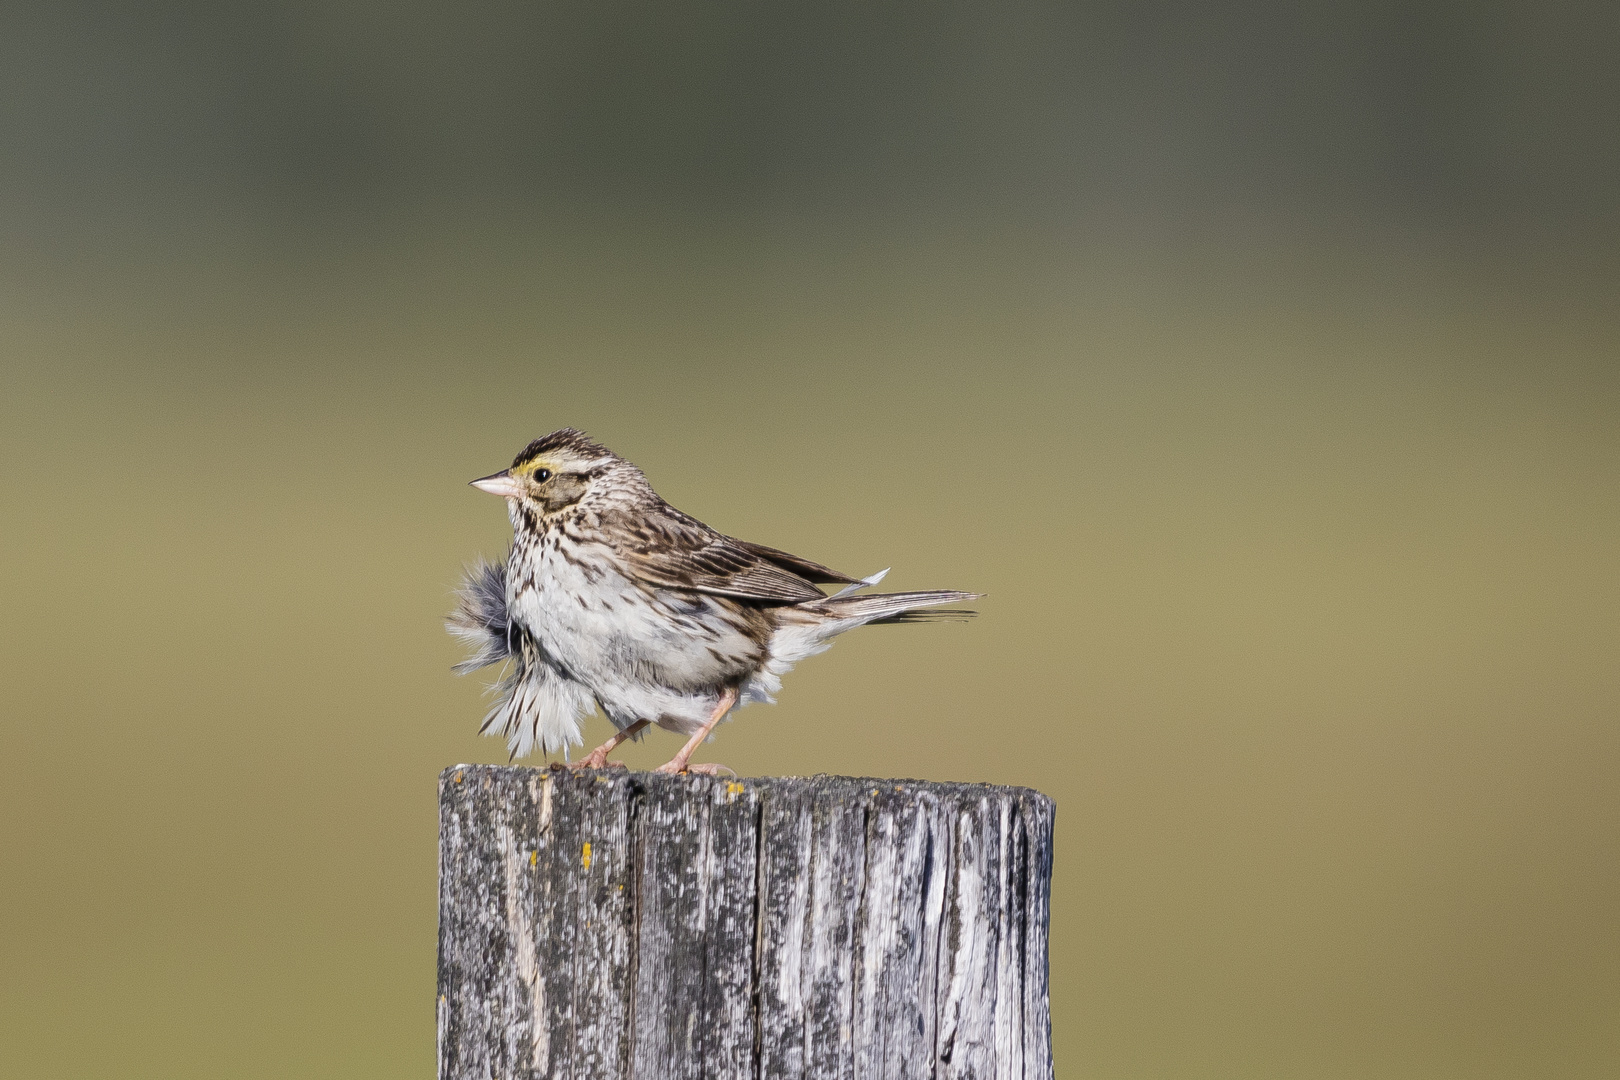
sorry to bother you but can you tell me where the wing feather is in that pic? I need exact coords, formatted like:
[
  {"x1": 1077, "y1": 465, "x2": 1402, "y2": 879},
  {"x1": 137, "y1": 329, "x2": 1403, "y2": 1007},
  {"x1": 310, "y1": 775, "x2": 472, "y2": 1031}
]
[
  {"x1": 733, "y1": 540, "x2": 866, "y2": 585},
  {"x1": 607, "y1": 507, "x2": 828, "y2": 603}
]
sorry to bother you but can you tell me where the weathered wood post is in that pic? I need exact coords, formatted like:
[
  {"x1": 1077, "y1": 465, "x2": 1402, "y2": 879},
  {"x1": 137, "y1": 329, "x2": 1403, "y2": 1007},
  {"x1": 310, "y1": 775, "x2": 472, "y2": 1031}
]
[{"x1": 438, "y1": 766, "x2": 1055, "y2": 1080}]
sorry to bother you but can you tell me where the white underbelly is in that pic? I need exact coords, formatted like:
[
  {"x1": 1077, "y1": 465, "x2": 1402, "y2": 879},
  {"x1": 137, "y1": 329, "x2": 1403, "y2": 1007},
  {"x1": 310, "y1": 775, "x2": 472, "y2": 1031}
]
[{"x1": 509, "y1": 546, "x2": 760, "y2": 731}]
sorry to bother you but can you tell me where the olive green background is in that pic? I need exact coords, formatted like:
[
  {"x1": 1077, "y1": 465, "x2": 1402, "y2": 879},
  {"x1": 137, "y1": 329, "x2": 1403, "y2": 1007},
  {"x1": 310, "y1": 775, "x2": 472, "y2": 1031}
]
[{"x1": 2, "y1": 3, "x2": 1617, "y2": 1077}]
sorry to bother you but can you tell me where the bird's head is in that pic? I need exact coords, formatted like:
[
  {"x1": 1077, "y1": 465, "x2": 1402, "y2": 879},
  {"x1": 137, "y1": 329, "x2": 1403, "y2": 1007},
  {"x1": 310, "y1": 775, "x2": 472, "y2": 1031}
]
[{"x1": 470, "y1": 428, "x2": 636, "y2": 517}]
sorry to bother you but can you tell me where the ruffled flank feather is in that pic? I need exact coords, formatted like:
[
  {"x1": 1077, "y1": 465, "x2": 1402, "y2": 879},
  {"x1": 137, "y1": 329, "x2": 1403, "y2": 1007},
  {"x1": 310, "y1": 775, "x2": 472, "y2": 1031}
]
[
  {"x1": 446, "y1": 558, "x2": 515, "y2": 673},
  {"x1": 447, "y1": 556, "x2": 591, "y2": 758}
]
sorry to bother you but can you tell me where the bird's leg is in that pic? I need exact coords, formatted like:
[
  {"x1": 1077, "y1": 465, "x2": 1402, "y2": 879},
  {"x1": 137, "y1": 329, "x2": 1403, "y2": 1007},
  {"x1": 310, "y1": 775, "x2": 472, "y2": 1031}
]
[
  {"x1": 654, "y1": 688, "x2": 739, "y2": 776},
  {"x1": 569, "y1": 720, "x2": 650, "y2": 770}
]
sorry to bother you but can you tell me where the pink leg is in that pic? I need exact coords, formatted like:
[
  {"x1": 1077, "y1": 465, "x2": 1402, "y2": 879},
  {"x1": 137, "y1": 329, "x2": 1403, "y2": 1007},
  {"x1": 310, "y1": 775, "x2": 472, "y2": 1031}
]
[
  {"x1": 568, "y1": 719, "x2": 651, "y2": 770},
  {"x1": 654, "y1": 688, "x2": 739, "y2": 776}
]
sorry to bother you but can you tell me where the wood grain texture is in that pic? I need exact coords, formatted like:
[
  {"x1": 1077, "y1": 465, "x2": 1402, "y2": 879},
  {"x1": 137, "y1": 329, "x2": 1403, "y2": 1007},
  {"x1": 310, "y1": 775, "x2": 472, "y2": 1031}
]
[{"x1": 439, "y1": 767, "x2": 1055, "y2": 1080}]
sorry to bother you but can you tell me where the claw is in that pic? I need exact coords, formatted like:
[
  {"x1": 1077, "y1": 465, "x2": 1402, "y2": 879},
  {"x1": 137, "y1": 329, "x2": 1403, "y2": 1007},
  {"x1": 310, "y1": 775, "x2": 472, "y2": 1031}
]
[
  {"x1": 653, "y1": 760, "x2": 735, "y2": 777},
  {"x1": 567, "y1": 749, "x2": 626, "y2": 771},
  {"x1": 571, "y1": 720, "x2": 650, "y2": 772}
]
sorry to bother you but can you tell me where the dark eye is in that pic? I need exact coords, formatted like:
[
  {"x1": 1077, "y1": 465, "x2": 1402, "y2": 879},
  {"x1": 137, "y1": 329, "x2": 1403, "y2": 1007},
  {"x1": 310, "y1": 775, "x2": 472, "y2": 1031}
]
[{"x1": 534, "y1": 468, "x2": 551, "y2": 482}]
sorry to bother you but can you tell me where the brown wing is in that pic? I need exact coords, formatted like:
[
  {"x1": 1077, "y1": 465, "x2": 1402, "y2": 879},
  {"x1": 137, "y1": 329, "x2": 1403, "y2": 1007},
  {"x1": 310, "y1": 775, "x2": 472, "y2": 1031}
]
[
  {"x1": 607, "y1": 507, "x2": 827, "y2": 604},
  {"x1": 732, "y1": 540, "x2": 866, "y2": 586}
]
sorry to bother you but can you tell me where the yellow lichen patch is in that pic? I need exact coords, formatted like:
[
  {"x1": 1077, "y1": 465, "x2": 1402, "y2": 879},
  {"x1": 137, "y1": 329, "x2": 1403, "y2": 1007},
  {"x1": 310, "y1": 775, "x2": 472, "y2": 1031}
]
[
  {"x1": 727, "y1": 782, "x2": 745, "y2": 796},
  {"x1": 529, "y1": 850, "x2": 538, "y2": 869},
  {"x1": 582, "y1": 842, "x2": 592, "y2": 869},
  {"x1": 453, "y1": 771, "x2": 463, "y2": 784}
]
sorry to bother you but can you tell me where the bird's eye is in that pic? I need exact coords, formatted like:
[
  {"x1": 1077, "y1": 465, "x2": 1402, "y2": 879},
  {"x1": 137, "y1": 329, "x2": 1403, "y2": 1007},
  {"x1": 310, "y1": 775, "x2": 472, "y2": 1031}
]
[{"x1": 533, "y1": 468, "x2": 551, "y2": 482}]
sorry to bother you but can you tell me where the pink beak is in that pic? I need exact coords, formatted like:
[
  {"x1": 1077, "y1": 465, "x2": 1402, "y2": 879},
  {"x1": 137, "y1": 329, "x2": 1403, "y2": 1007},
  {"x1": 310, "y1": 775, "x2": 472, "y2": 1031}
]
[{"x1": 469, "y1": 470, "x2": 523, "y2": 498}]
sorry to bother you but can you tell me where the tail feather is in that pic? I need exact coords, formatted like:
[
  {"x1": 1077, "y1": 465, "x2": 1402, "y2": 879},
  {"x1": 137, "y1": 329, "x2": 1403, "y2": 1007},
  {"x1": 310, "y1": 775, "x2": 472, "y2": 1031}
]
[
  {"x1": 806, "y1": 589, "x2": 982, "y2": 623},
  {"x1": 748, "y1": 588, "x2": 982, "y2": 707},
  {"x1": 870, "y1": 607, "x2": 978, "y2": 624}
]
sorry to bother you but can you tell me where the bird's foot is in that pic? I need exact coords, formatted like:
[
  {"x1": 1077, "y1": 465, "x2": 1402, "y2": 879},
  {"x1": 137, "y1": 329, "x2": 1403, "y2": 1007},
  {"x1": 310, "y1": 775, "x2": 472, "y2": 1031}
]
[
  {"x1": 652, "y1": 689, "x2": 739, "y2": 776},
  {"x1": 653, "y1": 759, "x2": 735, "y2": 777},
  {"x1": 567, "y1": 747, "x2": 628, "y2": 771}
]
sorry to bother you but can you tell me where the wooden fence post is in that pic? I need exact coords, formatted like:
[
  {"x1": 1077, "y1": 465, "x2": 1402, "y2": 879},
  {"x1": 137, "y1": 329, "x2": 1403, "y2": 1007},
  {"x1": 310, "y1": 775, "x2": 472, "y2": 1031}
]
[{"x1": 438, "y1": 766, "x2": 1055, "y2": 1080}]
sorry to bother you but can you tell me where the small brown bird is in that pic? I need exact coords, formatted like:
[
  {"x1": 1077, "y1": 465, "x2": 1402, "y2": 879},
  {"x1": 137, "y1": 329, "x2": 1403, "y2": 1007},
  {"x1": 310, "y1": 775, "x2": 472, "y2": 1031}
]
[{"x1": 449, "y1": 429, "x2": 978, "y2": 774}]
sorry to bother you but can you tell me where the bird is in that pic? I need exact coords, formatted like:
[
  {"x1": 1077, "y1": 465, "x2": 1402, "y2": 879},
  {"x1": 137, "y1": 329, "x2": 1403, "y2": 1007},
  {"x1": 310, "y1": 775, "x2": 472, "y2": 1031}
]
[{"x1": 447, "y1": 428, "x2": 979, "y2": 775}]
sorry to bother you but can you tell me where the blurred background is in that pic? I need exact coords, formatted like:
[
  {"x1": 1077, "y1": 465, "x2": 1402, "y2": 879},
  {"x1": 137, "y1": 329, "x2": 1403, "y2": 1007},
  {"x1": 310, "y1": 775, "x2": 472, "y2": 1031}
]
[{"x1": 2, "y1": 2, "x2": 1617, "y2": 1077}]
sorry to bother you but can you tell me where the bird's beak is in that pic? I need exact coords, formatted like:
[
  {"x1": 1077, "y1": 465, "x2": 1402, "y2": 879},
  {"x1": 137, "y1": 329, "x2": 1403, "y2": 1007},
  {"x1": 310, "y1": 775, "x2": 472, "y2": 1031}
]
[{"x1": 470, "y1": 470, "x2": 523, "y2": 498}]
